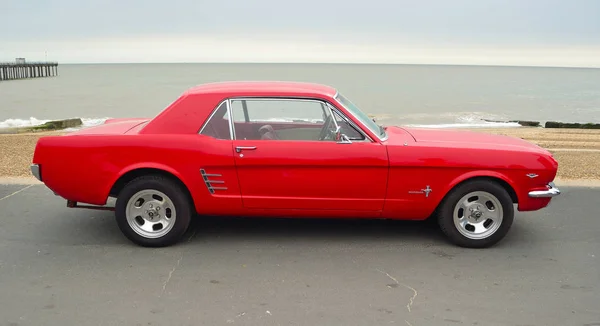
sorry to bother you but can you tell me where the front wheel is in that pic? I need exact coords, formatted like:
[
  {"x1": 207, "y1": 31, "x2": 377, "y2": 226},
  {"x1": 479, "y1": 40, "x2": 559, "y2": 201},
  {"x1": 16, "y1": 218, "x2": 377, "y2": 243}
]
[
  {"x1": 115, "y1": 175, "x2": 192, "y2": 247},
  {"x1": 437, "y1": 180, "x2": 514, "y2": 248}
]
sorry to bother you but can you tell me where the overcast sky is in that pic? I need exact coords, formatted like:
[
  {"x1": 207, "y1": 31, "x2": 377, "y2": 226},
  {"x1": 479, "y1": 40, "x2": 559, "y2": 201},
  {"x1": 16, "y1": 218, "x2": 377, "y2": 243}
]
[{"x1": 1, "y1": 0, "x2": 599, "y2": 67}]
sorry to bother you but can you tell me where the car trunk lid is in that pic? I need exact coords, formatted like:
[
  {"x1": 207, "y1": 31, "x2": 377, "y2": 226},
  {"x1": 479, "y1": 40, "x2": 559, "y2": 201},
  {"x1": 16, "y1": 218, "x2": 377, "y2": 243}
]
[{"x1": 65, "y1": 118, "x2": 149, "y2": 136}]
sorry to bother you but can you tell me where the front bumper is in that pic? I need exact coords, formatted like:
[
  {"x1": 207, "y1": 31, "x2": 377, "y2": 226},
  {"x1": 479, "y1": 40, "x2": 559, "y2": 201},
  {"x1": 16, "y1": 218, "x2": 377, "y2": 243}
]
[
  {"x1": 528, "y1": 182, "x2": 561, "y2": 198},
  {"x1": 30, "y1": 164, "x2": 41, "y2": 181}
]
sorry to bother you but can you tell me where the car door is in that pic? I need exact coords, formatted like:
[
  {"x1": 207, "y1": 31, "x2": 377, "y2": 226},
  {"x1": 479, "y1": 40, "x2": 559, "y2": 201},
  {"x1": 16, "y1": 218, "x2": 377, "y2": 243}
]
[{"x1": 228, "y1": 97, "x2": 389, "y2": 212}]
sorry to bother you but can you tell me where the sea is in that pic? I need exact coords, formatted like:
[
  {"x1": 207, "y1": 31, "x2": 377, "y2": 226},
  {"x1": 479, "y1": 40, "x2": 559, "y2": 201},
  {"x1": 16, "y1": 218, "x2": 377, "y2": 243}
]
[{"x1": 1, "y1": 63, "x2": 599, "y2": 130}]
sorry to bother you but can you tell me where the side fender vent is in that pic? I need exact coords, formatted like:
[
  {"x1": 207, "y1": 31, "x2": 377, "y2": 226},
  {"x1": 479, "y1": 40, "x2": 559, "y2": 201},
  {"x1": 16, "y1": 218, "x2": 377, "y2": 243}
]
[{"x1": 200, "y1": 169, "x2": 227, "y2": 194}]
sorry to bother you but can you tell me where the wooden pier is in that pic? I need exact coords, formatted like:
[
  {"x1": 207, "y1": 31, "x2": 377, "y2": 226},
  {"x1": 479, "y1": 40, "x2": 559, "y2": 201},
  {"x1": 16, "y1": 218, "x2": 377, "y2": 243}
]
[{"x1": 0, "y1": 59, "x2": 58, "y2": 81}]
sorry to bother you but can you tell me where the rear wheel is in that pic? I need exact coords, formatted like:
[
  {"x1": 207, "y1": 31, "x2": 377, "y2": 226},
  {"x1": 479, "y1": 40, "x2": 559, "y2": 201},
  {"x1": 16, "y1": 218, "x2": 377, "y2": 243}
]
[
  {"x1": 115, "y1": 175, "x2": 192, "y2": 247},
  {"x1": 437, "y1": 180, "x2": 514, "y2": 248}
]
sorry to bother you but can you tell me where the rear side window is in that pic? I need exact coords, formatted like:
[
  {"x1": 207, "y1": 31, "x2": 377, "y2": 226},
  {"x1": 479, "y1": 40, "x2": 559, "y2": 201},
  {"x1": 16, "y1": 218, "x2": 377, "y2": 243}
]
[{"x1": 200, "y1": 102, "x2": 231, "y2": 140}]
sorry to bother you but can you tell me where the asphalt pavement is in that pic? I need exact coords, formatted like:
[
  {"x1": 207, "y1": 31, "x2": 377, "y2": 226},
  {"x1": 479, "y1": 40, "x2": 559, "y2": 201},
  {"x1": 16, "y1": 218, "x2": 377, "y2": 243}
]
[{"x1": 0, "y1": 183, "x2": 598, "y2": 326}]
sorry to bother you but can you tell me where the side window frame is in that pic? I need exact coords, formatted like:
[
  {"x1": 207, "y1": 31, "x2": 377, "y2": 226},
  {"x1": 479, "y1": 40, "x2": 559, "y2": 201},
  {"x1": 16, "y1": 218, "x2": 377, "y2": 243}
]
[
  {"x1": 227, "y1": 97, "x2": 334, "y2": 141},
  {"x1": 200, "y1": 96, "x2": 375, "y2": 143},
  {"x1": 227, "y1": 97, "x2": 330, "y2": 124}
]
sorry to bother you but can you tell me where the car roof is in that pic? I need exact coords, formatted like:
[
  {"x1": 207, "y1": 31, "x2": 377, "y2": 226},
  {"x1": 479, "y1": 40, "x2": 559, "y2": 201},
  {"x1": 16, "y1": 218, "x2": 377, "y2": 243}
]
[{"x1": 184, "y1": 81, "x2": 338, "y2": 98}]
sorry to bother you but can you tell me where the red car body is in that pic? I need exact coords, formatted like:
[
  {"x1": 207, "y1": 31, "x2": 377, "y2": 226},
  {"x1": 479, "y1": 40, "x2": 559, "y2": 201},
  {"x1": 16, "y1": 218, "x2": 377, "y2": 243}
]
[{"x1": 31, "y1": 81, "x2": 560, "y2": 247}]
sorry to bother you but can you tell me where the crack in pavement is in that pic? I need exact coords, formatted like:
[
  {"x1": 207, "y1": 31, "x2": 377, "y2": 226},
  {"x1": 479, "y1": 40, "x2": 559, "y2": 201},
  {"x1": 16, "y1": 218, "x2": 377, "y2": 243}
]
[
  {"x1": 375, "y1": 268, "x2": 418, "y2": 313},
  {"x1": 161, "y1": 252, "x2": 184, "y2": 297},
  {"x1": 0, "y1": 184, "x2": 35, "y2": 201},
  {"x1": 160, "y1": 228, "x2": 197, "y2": 297}
]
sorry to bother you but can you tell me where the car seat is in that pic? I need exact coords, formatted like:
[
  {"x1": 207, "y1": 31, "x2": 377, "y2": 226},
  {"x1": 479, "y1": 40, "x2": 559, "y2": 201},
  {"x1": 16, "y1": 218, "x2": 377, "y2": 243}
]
[{"x1": 258, "y1": 125, "x2": 280, "y2": 140}]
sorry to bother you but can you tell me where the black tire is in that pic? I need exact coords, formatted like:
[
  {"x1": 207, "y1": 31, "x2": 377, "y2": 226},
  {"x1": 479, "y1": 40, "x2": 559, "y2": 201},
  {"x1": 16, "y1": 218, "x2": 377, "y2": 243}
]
[
  {"x1": 437, "y1": 179, "x2": 514, "y2": 248},
  {"x1": 115, "y1": 174, "x2": 193, "y2": 247}
]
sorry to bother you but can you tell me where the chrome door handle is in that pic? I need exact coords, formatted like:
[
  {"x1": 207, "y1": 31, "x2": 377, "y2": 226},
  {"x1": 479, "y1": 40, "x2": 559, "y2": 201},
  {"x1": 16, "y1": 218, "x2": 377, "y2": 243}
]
[{"x1": 235, "y1": 146, "x2": 257, "y2": 153}]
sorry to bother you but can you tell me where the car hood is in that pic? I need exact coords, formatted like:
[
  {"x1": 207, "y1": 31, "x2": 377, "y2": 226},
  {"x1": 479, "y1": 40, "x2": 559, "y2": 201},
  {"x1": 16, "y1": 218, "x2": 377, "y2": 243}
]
[{"x1": 393, "y1": 126, "x2": 550, "y2": 154}]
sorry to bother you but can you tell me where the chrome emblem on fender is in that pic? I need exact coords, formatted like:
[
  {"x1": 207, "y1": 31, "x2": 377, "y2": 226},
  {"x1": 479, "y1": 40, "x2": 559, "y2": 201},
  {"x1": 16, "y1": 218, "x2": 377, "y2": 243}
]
[
  {"x1": 408, "y1": 185, "x2": 432, "y2": 198},
  {"x1": 526, "y1": 173, "x2": 539, "y2": 178},
  {"x1": 200, "y1": 169, "x2": 227, "y2": 194}
]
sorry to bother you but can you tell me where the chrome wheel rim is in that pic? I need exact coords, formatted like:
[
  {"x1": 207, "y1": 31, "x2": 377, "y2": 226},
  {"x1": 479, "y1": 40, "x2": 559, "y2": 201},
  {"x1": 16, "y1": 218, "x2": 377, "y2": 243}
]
[
  {"x1": 125, "y1": 189, "x2": 176, "y2": 239},
  {"x1": 453, "y1": 191, "x2": 503, "y2": 240}
]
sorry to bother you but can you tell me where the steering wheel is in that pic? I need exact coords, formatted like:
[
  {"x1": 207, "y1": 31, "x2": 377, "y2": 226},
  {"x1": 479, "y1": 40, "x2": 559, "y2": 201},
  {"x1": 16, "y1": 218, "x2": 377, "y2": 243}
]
[{"x1": 317, "y1": 114, "x2": 335, "y2": 140}]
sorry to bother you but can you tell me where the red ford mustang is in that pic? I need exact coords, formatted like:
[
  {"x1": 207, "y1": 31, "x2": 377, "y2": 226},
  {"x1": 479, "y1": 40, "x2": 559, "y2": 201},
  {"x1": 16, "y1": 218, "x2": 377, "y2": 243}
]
[{"x1": 31, "y1": 81, "x2": 560, "y2": 248}]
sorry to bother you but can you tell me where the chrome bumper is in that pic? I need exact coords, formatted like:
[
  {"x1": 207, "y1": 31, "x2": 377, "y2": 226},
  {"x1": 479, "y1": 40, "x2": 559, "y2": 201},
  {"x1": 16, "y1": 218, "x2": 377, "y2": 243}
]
[
  {"x1": 30, "y1": 164, "x2": 42, "y2": 181},
  {"x1": 528, "y1": 182, "x2": 561, "y2": 198}
]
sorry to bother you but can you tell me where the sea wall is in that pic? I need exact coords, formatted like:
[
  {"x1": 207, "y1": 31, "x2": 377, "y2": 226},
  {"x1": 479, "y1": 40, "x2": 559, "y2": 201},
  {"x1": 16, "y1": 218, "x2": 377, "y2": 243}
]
[
  {"x1": 544, "y1": 121, "x2": 600, "y2": 129},
  {"x1": 484, "y1": 119, "x2": 600, "y2": 129},
  {"x1": 0, "y1": 118, "x2": 82, "y2": 134}
]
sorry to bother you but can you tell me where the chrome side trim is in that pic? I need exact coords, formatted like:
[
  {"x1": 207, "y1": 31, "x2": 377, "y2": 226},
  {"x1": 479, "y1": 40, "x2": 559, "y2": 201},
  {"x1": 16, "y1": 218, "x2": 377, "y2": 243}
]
[
  {"x1": 229, "y1": 97, "x2": 331, "y2": 103},
  {"x1": 200, "y1": 169, "x2": 228, "y2": 194},
  {"x1": 325, "y1": 103, "x2": 340, "y2": 130},
  {"x1": 30, "y1": 164, "x2": 41, "y2": 181},
  {"x1": 226, "y1": 99, "x2": 235, "y2": 140},
  {"x1": 528, "y1": 182, "x2": 561, "y2": 198}
]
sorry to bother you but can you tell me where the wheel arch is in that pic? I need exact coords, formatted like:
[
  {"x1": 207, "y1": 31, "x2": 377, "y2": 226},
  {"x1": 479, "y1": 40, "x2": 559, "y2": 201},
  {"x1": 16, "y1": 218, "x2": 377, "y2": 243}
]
[
  {"x1": 441, "y1": 171, "x2": 519, "y2": 206},
  {"x1": 108, "y1": 166, "x2": 196, "y2": 209}
]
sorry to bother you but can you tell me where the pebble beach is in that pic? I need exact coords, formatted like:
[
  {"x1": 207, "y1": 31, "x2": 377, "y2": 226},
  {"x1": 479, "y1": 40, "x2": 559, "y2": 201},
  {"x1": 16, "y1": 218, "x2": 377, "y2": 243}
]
[
  {"x1": 469, "y1": 127, "x2": 600, "y2": 181},
  {"x1": 1, "y1": 127, "x2": 599, "y2": 183}
]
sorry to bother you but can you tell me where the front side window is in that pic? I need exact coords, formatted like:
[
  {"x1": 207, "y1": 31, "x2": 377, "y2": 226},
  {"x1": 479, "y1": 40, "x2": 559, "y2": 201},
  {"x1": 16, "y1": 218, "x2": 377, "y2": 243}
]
[{"x1": 229, "y1": 98, "x2": 337, "y2": 141}]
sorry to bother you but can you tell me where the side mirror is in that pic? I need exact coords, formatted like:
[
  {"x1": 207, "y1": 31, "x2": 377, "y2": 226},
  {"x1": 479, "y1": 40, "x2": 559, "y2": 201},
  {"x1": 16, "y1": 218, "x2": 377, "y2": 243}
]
[
  {"x1": 336, "y1": 127, "x2": 352, "y2": 144},
  {"x1": 339, "y1": 134, "x2": 352, "y2": 143},
  {"x1": 334, "y1": 125, "x2": 341, "y2": 141}
]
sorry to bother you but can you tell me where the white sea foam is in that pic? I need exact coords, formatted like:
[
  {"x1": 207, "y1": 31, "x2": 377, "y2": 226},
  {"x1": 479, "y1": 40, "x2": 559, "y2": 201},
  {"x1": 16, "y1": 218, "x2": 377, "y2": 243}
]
[
  {"x1": 405, "y1": 121, "x2": 522, "y2": 128},
  {"x1": 406, "y1": 113, "x2": 522, "y2": 128},
  {"x1": 0, "y1": 117, "x2": 111, "y2": 130},
  {"x1": 0, "y1": 117, "x2": 51, "y2": 129},
  {"x1": 375, "y1": 111, "x2": 524, "y2": 129}
]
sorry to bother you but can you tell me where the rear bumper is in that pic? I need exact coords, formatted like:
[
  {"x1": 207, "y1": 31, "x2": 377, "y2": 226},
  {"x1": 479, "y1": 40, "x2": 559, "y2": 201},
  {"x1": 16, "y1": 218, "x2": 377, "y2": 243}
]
[
  {"x1": 528, "y1": 182, "x2": 561, "y2": 198},
  {"x1": 30, "y1": 164, "x2": 42, "y2": 181}
]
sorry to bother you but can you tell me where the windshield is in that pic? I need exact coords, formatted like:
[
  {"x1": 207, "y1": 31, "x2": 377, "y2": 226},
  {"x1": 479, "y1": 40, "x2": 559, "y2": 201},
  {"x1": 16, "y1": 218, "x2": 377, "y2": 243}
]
[{"x1": 334, "y1": 93, "x2": 387, "y2": 140}]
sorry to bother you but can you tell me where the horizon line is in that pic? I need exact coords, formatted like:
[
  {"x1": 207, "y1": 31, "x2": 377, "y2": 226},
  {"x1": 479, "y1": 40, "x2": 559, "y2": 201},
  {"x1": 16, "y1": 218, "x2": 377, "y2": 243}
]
[{"x1": 36, "y1": 61, "x2": 600, "y2": 70}]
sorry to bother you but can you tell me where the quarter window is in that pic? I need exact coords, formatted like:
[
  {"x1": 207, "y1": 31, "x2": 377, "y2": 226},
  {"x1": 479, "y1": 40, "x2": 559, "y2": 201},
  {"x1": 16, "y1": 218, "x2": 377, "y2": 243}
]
[
  {"x1": 200, "y1": 102, "x2": 231, "y2": 140},
  {"x1": 332, "y1": 110, "x2": 365, "y2": 141}
]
